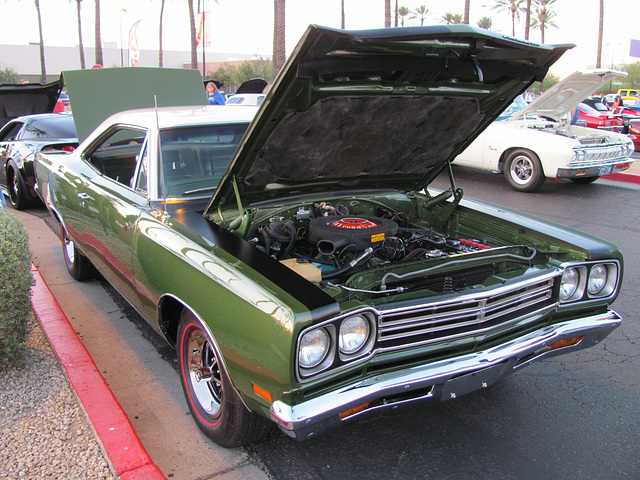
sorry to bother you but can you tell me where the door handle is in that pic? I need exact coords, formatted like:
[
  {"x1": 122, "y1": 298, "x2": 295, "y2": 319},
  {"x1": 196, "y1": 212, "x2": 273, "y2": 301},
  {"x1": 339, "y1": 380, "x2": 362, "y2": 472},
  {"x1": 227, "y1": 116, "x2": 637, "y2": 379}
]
[{"x1": 77, "y1": 193, "x2": 92, "y2": 200}]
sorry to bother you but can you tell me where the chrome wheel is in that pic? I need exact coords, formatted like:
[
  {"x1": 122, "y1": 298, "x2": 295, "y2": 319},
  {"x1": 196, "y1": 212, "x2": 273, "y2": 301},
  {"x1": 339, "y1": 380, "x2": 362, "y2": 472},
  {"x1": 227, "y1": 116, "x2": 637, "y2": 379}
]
[
  {"x1": 63, "y1": 234, "x2": 76, "y2": 265},
  {"x1": 508, "y1": 154, "x2": 534, "y2": 186},
  {"x1": 186, "y1": 328, "x2": 223, "y2": 417}
]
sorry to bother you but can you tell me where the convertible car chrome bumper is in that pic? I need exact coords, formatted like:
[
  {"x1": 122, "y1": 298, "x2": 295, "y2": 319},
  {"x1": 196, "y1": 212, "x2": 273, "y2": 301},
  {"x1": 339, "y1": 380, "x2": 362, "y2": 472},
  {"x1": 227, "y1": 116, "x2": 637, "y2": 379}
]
[
  {"x1": 270, "y1": 311, "x2": 621, "y2": 440},
  {"x1": 556, "y1": 160, "x2": 633, "y2": 178}
]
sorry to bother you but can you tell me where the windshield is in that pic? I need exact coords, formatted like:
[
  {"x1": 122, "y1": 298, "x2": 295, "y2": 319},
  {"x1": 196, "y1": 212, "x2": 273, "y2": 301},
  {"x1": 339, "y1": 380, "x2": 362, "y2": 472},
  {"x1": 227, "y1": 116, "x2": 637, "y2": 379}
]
[
  {"x1": 495, "y1": 95, "x2": 528, "y2": 121},
  {"x1": 160, "y1": 123, "x2": 249, "y2": 197},
  {"x1": 22, "y1": 115, "x2": 77, "y2": 139},
  {"x1": 578, "y1": 103, "x2": 602, "y2": 114}
]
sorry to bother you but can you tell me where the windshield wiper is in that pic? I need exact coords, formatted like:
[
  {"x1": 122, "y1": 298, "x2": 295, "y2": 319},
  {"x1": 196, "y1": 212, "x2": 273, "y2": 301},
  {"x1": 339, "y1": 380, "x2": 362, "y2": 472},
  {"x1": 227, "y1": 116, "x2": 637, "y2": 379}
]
[{"x1": 183, "y1": 186, "x2": 217, "y2": 195}]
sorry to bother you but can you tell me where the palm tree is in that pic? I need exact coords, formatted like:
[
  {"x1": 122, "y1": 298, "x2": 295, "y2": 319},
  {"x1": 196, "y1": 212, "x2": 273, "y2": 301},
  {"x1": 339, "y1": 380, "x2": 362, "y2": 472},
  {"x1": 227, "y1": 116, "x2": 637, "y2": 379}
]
[
  {"x1": 596, "y1": 0, "x2": 604, "y2": 68},
  {"x1": 477, "y1": 17, "x2": 493, "y2": 30},
  {"x1": 441, "y1": 13, "x2": 463, "y2": 24},
  {"x1": 158, "y1": 0, "x2": 166, "y2": 67},
  {"x1": 384, "y1": 0, "x2": 391, "y2": 27},
  {"x1": 398, "y1": 6, "x2": 410, "y2": 26},
  {"x1": 463, "y1": 0, "x2": 470, "y2": 24},
  {"x1": 188, "y1": 1, "x2": 197, "y2": 70},
  {"x1": 493, "y1": 0, "x2": 524, "y2": 37},
  {"x1": 273, "y1": 0, "x2": 286, "y2": 72},
  {"x1": 531, "y1": 0, "x2": 557, "y2": 43},
  {"x1": 72, "y1": 0, "x2": 86, "y2": 69},
  {"x1": 341, "y1": 0, "x2": 345, "y2": 29},
  {"x1": 34, "y1": 0, "x2": 46, "y2": 82},
  {"x1": 95, "y1": 0, "x2": 103, "y2": 66},
  {"x1": 524, "y1": 0, "x2": 532, "y2": 39},
  {"x1": 411, "y1": 5, "x2": 429, "y2": 26}
]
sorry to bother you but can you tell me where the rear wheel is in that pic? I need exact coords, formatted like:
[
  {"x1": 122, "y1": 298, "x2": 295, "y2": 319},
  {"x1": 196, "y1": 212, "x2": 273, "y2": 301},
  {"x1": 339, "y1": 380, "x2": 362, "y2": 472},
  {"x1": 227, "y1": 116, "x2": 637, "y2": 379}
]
[
  {"x1": 504, "y1": 149, "x2": 546, "y2": 192},
  {"x1": 61, "y1": 224, "x2": 95, "y2": 281},
  {"x1": 177, "y1": 310, "x2": 272, "y2": 447},
  {"x1": 570, "y1": 176, "x2": 599, "y2": 184},
  {"x1": 7, "y1": 165, "x2": 29, "y2": 210}
]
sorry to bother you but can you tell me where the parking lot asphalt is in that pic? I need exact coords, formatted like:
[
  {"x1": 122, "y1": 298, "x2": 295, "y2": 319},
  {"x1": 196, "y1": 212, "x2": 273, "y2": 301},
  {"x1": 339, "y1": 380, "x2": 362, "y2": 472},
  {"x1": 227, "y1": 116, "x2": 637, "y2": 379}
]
[{"x1": 10, "y1": 155, "x2": 640, "y2": 479}]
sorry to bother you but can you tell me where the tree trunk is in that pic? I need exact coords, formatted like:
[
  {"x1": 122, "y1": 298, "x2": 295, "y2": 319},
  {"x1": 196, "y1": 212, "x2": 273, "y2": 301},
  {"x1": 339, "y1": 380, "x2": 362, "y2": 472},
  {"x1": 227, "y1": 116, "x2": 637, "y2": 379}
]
[
  {"x1": 384, "y1": 0, "x2": 390, "y2": 28},
  {"x1": 596, "y1": 0, "x2": 604, "y2": 68},
  {"x1": 159, "y1": 0, "x2": 165, "y2": 67},
  {"x1": 463, "y1": 0, "x2": 470, "y2": 25},
  {"x1": 273, "y1": 0, "x2": 286, "y2": 72},
  {"x1": 524, "y1": 0, "x2": 531, "y2": 40},
  {"x1": 341, "y1": 0, "x2": 345, "y2": 29},
  {"x1": 34, "y1": 0, "x2": 46, "y2": 82},
  {"x1": 95, "y1": 0, "x2": 103, "y2": 66},
  {"x1": 188, "y1": 0, "x2": 198, "y2": 71},
  {"x1": 76, "y1": 0, "x2": 85, "y2": 69}
]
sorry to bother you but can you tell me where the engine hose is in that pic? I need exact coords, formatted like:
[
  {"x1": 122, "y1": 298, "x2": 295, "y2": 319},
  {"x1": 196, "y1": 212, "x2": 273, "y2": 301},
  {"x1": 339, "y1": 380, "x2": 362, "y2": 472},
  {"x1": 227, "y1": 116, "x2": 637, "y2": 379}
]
[{"x1": 322, "y1": 247, "x2": 374, "y2": 280}]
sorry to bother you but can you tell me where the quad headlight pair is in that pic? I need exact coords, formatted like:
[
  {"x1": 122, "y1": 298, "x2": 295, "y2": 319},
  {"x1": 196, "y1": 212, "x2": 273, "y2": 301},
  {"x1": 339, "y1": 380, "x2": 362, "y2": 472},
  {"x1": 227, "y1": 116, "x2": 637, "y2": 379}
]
[
  {"x1": 298, "y1": 313, "x2": 375, "y2": 378},
  {"x1": 559, "y1": 262, "x2": 619, "y2": 303}
]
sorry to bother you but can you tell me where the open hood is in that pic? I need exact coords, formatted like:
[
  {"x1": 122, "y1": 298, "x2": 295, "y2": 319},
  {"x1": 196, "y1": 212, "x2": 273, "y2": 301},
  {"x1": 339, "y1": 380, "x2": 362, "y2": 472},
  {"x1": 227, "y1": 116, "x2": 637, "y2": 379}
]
[
  {"x1": 64, "y1": 67, "x2": 207, "y2": 142},
  {"x1": 205, "y1": 25, "x2": 571, "y2": 216},
  {"x1": 510, "y1": 69, "x2": 626, "y2": 122},
  {"x1": 0, "y1": 79, "x2": 63, "y2": 129}
]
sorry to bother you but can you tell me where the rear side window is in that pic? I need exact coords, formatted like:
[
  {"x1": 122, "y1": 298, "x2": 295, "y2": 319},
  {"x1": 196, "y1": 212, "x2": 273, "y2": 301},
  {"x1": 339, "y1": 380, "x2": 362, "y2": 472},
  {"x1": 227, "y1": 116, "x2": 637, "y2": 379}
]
[{"x1": 21, "y1": 116, "x2": 77, "y2": 139}]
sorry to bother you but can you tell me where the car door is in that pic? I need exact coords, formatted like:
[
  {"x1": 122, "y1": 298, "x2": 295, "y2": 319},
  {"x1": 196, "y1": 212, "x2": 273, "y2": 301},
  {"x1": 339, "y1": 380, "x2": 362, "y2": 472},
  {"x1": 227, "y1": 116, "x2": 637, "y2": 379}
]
[{"x1": 78, "y1": 126, "x2": 149, "y2": 309}]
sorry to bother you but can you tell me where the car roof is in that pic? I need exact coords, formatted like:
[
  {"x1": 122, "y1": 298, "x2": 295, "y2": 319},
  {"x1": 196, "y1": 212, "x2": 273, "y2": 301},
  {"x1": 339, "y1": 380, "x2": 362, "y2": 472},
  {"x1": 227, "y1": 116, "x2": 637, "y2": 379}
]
[{"x1": 81, "y1": 105, "x2": 259, "y2": 147}]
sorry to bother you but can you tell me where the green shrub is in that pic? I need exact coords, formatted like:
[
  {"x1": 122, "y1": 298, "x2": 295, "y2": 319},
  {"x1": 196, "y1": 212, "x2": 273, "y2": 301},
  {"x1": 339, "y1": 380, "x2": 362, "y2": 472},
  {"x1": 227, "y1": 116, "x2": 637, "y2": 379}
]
[{"x1": 0, "y1": 209, "x2": 33, "y2": 365}]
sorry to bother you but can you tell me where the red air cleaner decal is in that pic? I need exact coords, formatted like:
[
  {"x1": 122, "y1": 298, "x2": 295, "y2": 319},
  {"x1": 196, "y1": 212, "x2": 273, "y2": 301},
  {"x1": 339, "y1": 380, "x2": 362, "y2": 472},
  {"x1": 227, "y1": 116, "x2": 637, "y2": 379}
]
[{"x1": 329, "y1": 217, "x2": 379, "y2": 229}]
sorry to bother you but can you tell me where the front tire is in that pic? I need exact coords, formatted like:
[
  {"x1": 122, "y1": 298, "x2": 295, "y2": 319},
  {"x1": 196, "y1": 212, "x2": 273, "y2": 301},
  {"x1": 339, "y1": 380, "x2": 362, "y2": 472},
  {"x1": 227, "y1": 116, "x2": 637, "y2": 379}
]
[
  {"x1": 61, "y1": 224, "x2": 95, "y2": 281},
  {"x1": 504, "y1": 149, "x2": 545, "y2": 192},
  {"x1": 570, "y1": 176, "x2": 599, "y2": 184},
  {"x1": 177, "y1": 310, "x2": 272, "y2": 447}
]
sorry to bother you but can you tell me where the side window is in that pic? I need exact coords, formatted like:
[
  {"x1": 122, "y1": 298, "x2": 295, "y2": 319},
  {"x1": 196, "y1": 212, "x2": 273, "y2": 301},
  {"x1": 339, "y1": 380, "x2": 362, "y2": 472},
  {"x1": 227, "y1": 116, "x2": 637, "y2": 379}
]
[
  {"x1": 0, "y1": 122, "x2": 23, "y2": 142},
  {"x1": 86, "y1": 127, "x2": 146, "y2": 187}
]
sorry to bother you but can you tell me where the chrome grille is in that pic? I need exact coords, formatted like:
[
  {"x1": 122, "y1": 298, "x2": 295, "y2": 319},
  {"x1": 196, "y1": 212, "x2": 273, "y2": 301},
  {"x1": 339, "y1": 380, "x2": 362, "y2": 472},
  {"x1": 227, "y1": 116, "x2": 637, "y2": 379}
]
[
  {"x1": 378, "y1": 272, "x2": 558, "y2": 351},
  {"x1": 570, "y1": 144, "x2": 629, "y2": 167}
]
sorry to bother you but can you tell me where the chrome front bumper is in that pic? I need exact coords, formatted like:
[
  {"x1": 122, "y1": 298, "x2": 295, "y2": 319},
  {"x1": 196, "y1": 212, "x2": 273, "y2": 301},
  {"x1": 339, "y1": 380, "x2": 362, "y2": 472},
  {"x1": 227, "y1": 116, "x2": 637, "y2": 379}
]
[
  {"x1": 556, "y1": 160, "x2": 633, "y2": 178},
  {"x1": 270, "y1": 311, "x2": 621, "y2": 440}
]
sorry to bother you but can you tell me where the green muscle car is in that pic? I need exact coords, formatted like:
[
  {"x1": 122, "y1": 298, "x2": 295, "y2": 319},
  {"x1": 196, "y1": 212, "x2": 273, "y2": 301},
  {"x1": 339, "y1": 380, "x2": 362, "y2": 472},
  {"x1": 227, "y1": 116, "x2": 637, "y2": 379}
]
[{"x1": 34, "y1": 25, "x2": 624, "y2": 448}]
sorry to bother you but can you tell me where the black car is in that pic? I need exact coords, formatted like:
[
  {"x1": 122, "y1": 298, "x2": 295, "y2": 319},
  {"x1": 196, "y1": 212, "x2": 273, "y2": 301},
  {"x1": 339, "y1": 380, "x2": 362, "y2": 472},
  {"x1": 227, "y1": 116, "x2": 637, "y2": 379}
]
[{"x1": 0, "y1": 113, "x2": 77, "y2": 209}]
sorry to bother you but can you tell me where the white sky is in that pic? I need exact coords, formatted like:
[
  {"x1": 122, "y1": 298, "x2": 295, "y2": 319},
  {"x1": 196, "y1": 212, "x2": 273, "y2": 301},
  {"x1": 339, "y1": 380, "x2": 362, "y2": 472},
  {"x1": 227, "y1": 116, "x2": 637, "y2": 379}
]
[{"x1": 1, "y1": 0, "x2": 639, "y2": 78}]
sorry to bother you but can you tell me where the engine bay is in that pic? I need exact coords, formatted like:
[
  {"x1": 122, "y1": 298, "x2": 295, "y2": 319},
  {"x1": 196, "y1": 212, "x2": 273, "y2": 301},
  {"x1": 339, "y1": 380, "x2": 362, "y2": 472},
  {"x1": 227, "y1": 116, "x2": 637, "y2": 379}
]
[{"x1": 243, "y1": 197, "x2": 540, "y2": 298}]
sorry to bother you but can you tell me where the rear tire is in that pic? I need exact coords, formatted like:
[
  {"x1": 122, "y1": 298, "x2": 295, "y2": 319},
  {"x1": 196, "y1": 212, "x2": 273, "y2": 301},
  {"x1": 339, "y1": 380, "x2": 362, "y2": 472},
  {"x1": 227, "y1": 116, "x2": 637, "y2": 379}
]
[
  {"x1": 61, "y1": 224, "x2": 95, "y2": 281},
  {"x1": 504, "y1": 149, "x2": 545, "y2": 192},
  {"x1": 177, "y1": 310, "x2": 272, "y2": 448},
  {"x1": 7, "y1": 164, "x2": 29, "y2": 210}
]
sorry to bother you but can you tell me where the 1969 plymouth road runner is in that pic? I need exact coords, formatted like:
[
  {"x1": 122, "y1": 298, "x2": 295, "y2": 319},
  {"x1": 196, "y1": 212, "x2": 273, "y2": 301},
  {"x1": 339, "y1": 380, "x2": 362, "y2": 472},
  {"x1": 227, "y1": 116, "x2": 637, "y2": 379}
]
[{"x1": 35, "y1": 26, "x2": 624, "y2": 447}]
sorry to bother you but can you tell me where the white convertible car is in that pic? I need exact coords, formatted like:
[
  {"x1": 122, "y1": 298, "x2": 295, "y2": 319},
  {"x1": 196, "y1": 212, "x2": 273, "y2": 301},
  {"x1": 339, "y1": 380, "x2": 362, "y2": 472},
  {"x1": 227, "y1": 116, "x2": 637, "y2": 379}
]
[{"x1": 454, "y1": 70, "x2": 635, "y2": 192}]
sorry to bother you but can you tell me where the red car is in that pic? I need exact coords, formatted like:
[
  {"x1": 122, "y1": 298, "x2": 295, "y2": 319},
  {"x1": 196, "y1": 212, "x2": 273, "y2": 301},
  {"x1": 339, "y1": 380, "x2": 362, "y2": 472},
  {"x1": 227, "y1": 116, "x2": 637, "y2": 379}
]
[
  {"x1": 628, "y1": 120, "x2": 640, "y2": 152},
  {"x1": 576, "y1": 103, "x2": 624, "y2": 131}
]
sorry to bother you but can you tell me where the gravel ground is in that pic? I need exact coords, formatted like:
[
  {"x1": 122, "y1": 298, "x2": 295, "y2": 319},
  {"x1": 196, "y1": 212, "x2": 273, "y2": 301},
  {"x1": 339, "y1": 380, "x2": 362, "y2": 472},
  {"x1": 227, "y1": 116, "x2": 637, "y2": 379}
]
[{"x1": 0, "y1": 313, "x2": 117, "y2": 479}]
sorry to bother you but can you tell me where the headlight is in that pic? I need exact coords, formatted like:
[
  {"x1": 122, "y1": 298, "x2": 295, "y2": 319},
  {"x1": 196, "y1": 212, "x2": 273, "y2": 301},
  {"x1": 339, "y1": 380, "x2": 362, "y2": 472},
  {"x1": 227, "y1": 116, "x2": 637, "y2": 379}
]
[
  {"x1": 559, "y1": 267, "x2": 580, "y2": 301},
  {"x1": 298, "y1": 328, "x2": 330, "y2": 368},
  {"x1": 587, "y1": 264, "x2": 607, "y2": 295},
  {"x1": 339, "y1": 315, "x2": 370, "y2": 355}
]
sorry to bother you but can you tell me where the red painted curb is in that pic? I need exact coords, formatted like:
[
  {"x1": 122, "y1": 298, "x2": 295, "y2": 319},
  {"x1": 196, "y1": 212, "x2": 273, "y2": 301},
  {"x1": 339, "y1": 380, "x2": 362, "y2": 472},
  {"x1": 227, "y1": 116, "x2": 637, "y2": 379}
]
[
  {"x1": 602, "y1": 172, "x2": 640, "y2": 185},
  {"x1": 30, "y1": 266, "x2": 164, "y2": 480}
]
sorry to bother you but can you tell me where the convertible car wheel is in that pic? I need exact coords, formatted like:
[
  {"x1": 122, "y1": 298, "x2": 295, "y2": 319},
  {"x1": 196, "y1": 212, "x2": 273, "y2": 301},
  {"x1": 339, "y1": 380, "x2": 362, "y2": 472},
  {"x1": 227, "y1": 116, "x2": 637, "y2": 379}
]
[
  {"x1": 177, "y1": 310, "x2": 272, "y2": 447},
  {"x1": 504, "y1": 149, "x2": 546, "y2": 192},
  {"x1": 7, "y1": 165, "x2": 29, "y2": 210},
  {"x1": 570, "y1": 176, "x2": 599, "y2": 184},
  {"x1": 61, "y1": 225, "x2": 95, "y2": 281}
]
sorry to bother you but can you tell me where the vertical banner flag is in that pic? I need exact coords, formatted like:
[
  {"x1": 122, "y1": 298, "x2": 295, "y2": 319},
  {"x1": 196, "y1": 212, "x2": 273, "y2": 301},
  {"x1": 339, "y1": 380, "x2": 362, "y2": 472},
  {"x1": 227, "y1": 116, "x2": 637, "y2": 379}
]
[
  {"x1": 196, "y1": 12, "x2": 212, "y2": 47},
  {"x1": 129, "y1": 20, "x2": 141, "y2": 67}
]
